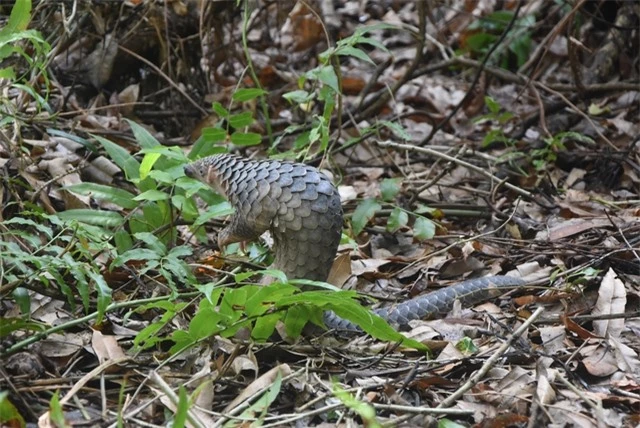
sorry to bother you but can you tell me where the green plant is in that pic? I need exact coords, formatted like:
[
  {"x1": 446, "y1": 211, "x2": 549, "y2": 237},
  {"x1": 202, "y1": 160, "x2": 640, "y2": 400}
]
[
  {"x1": 58, "y1": 122, "x2": 424, "y2": 352},
  {"x1": 462, "y1": 10, "x2": 536, "y2": 69},
  {"x1": 0, "y1": 0, "x2": 49, "y2": 80},
  {"x1": 0, "y1": 213, "x2": 113, "y2": 323},
  {"x1": 333, "y1": 383, "x2": 381, "y2": 428},
  {"x1": 474, "y1": 96, "x2": 517, "y2": 147},
  {"x1": 275, "y1": 23, "x2": 394, "y2": 159},
  {"x1": 531, "y1": 131, "x2": 594, "y2": 171},
  {"x1": 0, "y1": 0, "x2": 51, "y2": 126},
  {"x1": 351, "y1": 178, "x2": 439, "y2": 241}
]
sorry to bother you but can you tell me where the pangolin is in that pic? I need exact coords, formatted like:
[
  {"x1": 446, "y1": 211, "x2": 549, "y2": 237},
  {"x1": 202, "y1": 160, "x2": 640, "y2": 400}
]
[{"x1": 185, "y1": 154, "x2": 525, "y2": 330}]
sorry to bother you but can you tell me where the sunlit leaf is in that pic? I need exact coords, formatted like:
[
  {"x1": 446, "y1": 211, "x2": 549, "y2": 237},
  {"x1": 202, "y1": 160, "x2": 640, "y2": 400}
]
[{"x1": 352, "y1": 198, "x2": 381, "y2": 236}]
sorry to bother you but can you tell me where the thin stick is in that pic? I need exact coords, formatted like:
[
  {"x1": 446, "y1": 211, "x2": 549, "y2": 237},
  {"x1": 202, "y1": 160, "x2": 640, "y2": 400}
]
[
  {"x1": 376, "y1": 140, "x2": 532, "y2": 199},
  {"x1": 437, "y1": 306, "x2": 544, "y2": 408}
]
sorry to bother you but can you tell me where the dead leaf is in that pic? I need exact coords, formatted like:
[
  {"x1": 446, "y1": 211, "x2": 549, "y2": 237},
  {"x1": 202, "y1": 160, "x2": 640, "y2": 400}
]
[
  {"x1": 223, "y1": 363, "x2": 292, "y2": 413},
  {"x1": 91, "y1": 329, "x2": 127, "y2": 369},
  {"x1": 592, "y1": 268, "x2": 627, "y2": 338},
  {"x1": 327, "y1": 252, "x2": 352, "y2": 287}
]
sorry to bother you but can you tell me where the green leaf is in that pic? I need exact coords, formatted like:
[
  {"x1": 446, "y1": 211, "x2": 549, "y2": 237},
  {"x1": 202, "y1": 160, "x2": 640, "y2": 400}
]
[
  {"x1": 0, "y1": 391, "x2": 25, "y2": 427},
  {"x1": 252, "y1": 313, "x2": 281, "y2": 341},
  {"x1": 337, "y1": 45, "x2": 375, "y2": 64},
  {"x1": 351, "y1": 198, "x2": 381, "y2": 236},
  {"x1": 148, "y1": 170, "x2": 174, "y2": 184},
  {"x1": 186, "y1": 299, "x2": 227, "y2": 341},
  {"x1": 413, "y1": 216, "x2": 436, "y2": 241},
  {"x1": 49, "y1": 392, "x2": 65, "y2": 428},
  {"x1": 111, "y1": 249, "x2": 160, "y2": 269},
  {"x1": 212, "y1": 102, "x2": 229, "y2": 118},
  {"x1": 1, "y1": 0, "x2": 31, "y2": 35},
  {"x1": 386, "y1": 207, "x2": 408, "y2": 233},
  {"x1": 356, "y1": 36, "x2": 390, "y2": 53},
  {"x1": 47, "y1": 129, "x2": 98, "y2": 152},
  {"x1": 55, "y1": 209, "x2": 124, "y2": 227},
  {"x1": 174, "y1": 387, "x2": 189, "y2": 427},
  {"x1": 380, "y1": 120, "x2": 411, "y2": 141},
  {"x1": 484, "y1": 96, "x2": 501, "y2": 115},
  {"x1": 333, "y1": 384, "x2": 380, "y2": 427},
  {"x1": 228, "y1": 111, "x2": 254, "y2": 129},
  {"x1": 236, "y1": 371, "x2": 282, "y2": 424},
  {"x1": 126, "y1": 119, "x2": 160, "y2": 149},
  {"x1": 3, "y1": 217, "x2": 54, "y2": 238},
  {"x1": 114, "y1": 229, "x2": 133, "y2": 252},
  {"x1": 314, "y1": 66, "x2": 339, "y2": 93},
  {"x1": 232, "y1": 88, "x2": 267, "y2": 102},
  {"x1": 11, "y1": 287, "x2": 30, "y2": 315},
  {"x1": 93, "y1": 134, "x2": 141, "y2": 182},
  {"x1": 284, "y1": 305, "x2": 310, "y2": 338},
  {"x1": 243, "y1": 283, "x2": 297, "y2": 318},
  {"x1": 172, "y1": 194, "x2": 198, "y2": 219},
  {"x1": 0, "y1": 67, "x2": 16, "y2": 79},
  {"x1": 133, "y1": 189, "x2": 170, "y2": 202},
  {"x1": 65, "y1": 183, "x2": 137, "y2": 209},
  {"x1": 134, "y1": 232, "x2": 167, "y2": 254},
  {"x1": 87, "y1": 270, "x2": 111, "y2": 324},
  {"x1": 465, "y1": 32, "x2": 497, "y2": 52},
  {"x1": 231, "y1": 132, "x2": 262, "y2": 146},
  {"x1": 380, "y1": 178, "x2": 402, "y2": 201},
  {"x1": 553, "y1": 131, "x2": 595, "y2": 145},
  {"x1": 139, "y1": 152, "x2": 162, "y2": 180},
  {"x1": 438, "y1": 418, "x2": 466, "y2": 428},
  {"x1": 282, "y1": 90, "x2": 312, "y2": 104},
  {"x1": 168, "y1": 245, "x2": 192, "y2": 259},
  {"x1": 193, "y1": 201, "x2": 234, "y2": 227},
  {"x1": 234, "y1": 269, "x2": 288, "y2": 284},
  {"x1": 276, "y1": 291, "x2": 426, "y2": 350},
  {"x1": 456, "y1": 337, "x2": 478, "y2": 354},
  {"x1": 135, "y1": 311, "x2": 179, "y2": 350},
  {"x1": 200, "y1": 127, "x2": 227, "y2": 143},
  {"x1": 0, "y1": 317, "x2": 45, "y2": 338}
]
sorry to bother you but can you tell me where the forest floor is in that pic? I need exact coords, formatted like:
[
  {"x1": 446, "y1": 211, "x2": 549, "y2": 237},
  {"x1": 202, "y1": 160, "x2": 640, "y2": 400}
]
[{"x1": 1, "y1": 1, "x2": 639, "y2": 427}]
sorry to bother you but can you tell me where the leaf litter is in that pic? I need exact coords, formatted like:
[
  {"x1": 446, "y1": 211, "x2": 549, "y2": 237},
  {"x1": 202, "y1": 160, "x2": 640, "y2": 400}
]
[{"x1": 1, "y1": 0, "x2": 639, "y2": 427}]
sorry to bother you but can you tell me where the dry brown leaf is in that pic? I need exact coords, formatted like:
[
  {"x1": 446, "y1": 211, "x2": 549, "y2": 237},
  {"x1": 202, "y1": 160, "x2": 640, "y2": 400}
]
[
  {"x1": 581, "y1": 344, "x2": 618, "y2": 377},
  {"x1": 593, "y1": 268, "x2": 627, "y2": 338},
  {"x1": 223, "y1": 363, "x2": 292, "y2": 413},
  {"x1": 229, "y1": 352, "x2": 259, "y2": 377},
  {"x1": 435, "y1": 342, "x2": 464, "y2": 362},
  {"x1": 539, "y1": 325, "x2": 566, "y2": 354},
  {"x1": 91, "y1": 329, "x2": 127, "y2": 364},
  {"x1": 350, "y1": 258, "x2": 389, "y2": 277},
  {"x1": 562, "y1": 315, "x2": 598, "y2": 340},
  {"x1": 493, "y1": 366, "x2": 535, "y2": 407},
  {"x1": 535, "y1": 358, "x2": 557, "y2": 405},
  {"x1": 608, "y1": 337, "x2": 640, "y2": 376},
  {"x1": 438, "y1": 256, "x2": 485, "y2": 278},
  {"x1": 327, "y1": 252, "x2": 352, "y2": 287}
]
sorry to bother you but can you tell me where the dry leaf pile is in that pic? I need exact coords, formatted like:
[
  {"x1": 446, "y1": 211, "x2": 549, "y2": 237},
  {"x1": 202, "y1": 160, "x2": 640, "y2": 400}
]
[{"x1": 1, "y1": 0, "x2": 639, "y2": 426}]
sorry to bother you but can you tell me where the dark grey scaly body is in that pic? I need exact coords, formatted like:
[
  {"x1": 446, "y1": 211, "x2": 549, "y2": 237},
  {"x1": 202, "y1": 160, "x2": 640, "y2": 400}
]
[
  {"x1": 184, "y1": 154, "x2": 343, "y2": 282},
  {"x1": 185, "y1": 154, "x2": 525, "y2": 331}
]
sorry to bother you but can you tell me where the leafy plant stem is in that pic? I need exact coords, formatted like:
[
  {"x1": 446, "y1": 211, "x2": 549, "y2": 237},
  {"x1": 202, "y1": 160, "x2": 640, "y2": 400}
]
[
  {"x1": 0, "y1": 291, "x2": 201, "y2": 358},
  {"x1": 241, "y1": 0, "x2": 272, "y2": 145},
  {"x1": 422, "y1": 0, "x2": 524, "y2": 144}
]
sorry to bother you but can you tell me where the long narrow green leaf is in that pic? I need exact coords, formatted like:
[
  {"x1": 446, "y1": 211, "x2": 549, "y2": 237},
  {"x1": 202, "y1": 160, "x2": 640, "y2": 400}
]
[
  {"x1": 55, "y1": 209, "x2": 124, "y2": 228},
  {"x1": 87, "y1": 270, "x2": 111, "y2": 324},
  {"x1": 126, "y1": 119, "x2": 160, "y2": 149},
  {"x1": 352, "y1": 198, "x2": 381, "y2": 235},
  {"x1": 0, "y1": 0, "x2": 31, "y2": 36},
  {"x1": 93, "y1": 134, "x2": 140, "y2": 181},
  {"x1": 65, "y1": 183, "x2": 137, "y2": 209}
]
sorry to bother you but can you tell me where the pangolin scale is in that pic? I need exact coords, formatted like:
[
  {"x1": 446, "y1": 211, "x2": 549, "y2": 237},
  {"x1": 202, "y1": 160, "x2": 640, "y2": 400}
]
[{"x1": 185, "y1": 154, "x2": 525, "y2": 331}]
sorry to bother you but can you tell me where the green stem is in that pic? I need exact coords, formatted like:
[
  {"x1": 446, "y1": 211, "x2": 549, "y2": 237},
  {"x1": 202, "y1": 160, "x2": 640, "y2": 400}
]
[{"x1": 241, "y1": 0, "x2": 273, "y2": 145}]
